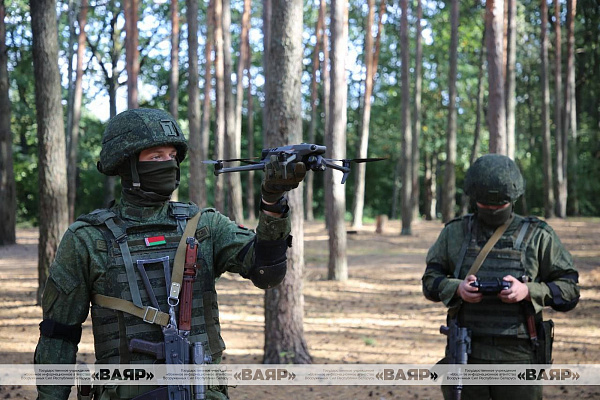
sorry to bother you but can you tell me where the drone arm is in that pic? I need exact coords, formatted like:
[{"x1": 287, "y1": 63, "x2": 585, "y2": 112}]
[
  {"x1": 214, "y1": 163, "x2": 265, "y2": 176},
  {"x1": 322, "y1": 159, "x2": 351, "y2": 184}
]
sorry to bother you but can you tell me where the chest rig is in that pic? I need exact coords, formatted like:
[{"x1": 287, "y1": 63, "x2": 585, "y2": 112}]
[
  {"x1": 455, "y1": 215, "x2": 538, "y2": 338},
  {"x1": 79, "y1": 203, "x2": 225, "y2": 364}
]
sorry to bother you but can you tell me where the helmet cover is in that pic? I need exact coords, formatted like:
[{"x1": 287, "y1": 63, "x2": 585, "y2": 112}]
[
  {"x1": 98, "y1": 108, "x2": 187, "y2": 176},
  {"x1": 464, "y1": 154, "x2": 524, "y2": 205}
]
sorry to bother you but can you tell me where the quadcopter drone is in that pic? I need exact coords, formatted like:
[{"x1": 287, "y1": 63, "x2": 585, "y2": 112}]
[{"x1": 203, "y1": 143, "x2": 385, "y2": 184}]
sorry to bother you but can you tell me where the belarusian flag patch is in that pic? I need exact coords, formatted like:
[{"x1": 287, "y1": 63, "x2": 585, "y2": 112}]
[{"x1": 145, "y1": 235, "x2": 166, "y2": 247}]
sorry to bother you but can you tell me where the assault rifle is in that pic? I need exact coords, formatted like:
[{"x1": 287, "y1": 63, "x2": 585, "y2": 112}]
[
  {"x1": 203, "y1": 143, "x2": 386, "y2": 184},
  {"x1": 129, "y1": 333, "x2": 212, "y2": 399},
  {"x1": 440, "y1": 317, "x2": 471, "y2": 400}
]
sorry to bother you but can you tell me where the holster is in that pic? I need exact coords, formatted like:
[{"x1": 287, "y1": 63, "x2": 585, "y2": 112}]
[{"x1": 535, "y1": 320, "x2": 554, "y2": 365}]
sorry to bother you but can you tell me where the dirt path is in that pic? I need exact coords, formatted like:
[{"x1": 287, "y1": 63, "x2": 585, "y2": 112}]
[{"x1": 1, "y1": 218, "x2": 599, "y2": 399}]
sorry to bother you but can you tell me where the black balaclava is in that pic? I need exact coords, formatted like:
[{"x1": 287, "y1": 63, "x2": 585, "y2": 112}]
[
  {"x1": 476, "y1": 203, "x2": 513, "y2": 228},
  {"x1": 119, "y1": 157, "x2": 180, "y2": 207}
]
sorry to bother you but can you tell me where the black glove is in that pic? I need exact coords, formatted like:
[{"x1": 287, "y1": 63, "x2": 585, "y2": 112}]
[{"x1": 261, "y1": 155, "x2": 307, "y2": 203}]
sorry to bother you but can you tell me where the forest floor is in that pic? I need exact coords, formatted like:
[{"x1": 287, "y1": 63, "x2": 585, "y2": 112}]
[{"x1": 1, "y1": 217, "x2": 599, "y2": 399}]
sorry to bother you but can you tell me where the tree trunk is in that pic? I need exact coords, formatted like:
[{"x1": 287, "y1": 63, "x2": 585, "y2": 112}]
[
  {"x1": 566, "y1": 0, "x2": 578, "y2": 215},
  {"x1": 65, "y1": 0, "x2": 77, "y2": 222},
  {"x1": 169, "y1": 0, "x2": 179, "y2": 209},
  {"x1": 170, "y1": 0, "x2": 179, "y2": 118},
  {"x1": 213, "y1": 0, "x2": 225, "y2": 212},
  {"x1": 554, "y1": 0, "x2": 567, "y2": 218},
  {"x1": 424, "y1": 152, "x2": 437, "y2": 221},
  {"x1": 541, "y1": 0, "x2": 555, "y2": 219},
  {"x1": 441, "y1": 0, "x2": 458, "y2": 223},
  {"x1": 261, "y1": 0, "x2": 271, "y2": 146},
  {"x1": 326, "y1": 0, "x2": 348, "y2": 280},
  {"x1": 461, "y1": 30, "x2": 486, "y2": 215},
  {"x1": 505, "y1": 0, "x2": 516, "y2": 159},
  {"x1": 187, "y1": 0, "x2": 203, "y2": 206},
  {"x1": 321, "y1": 0, "x2": 330, "y2": 228},
  {"x1": 390, "y1": 156, "x2": 401, "y2": 220},
  {"x1": 411, "y1": 0, "x2": 421, "y2": 221},
  {"x1": 222, "y1": 0, "x2": 243, "y2": 222},
  {"x1": 31, "y1": 0, "x2": 70, "y2": 304},
  {"x1": 485, "y1": 0, "x2": 506, "y2": 154},
  {"x1": 125, "y1": 0, "x2": 139, "y2": 109},
  {"x1": 246, "y1": 53, "x2": 256, "y2": 220},
  {"x1": 263, "y1": 0, "x2": 311, "y2": 365},
  {"x1": 196, "y1": 0, "x2": 214, "y2": 208},
  {"x1": 0, "y1": 0, "x2": 16, "y2": 246},
  {"x1": 400, "y1": 0, "x2": 413, "y2": 233},
  {"x1": 66, "y1": 0, "x2": 87, "y2": 223},
  {"x1": 306, "y1": 1, "x2": 324, "y2": 222},
  {"x1": 351, "y1": 0, "x2": 375, "y2": 229}
]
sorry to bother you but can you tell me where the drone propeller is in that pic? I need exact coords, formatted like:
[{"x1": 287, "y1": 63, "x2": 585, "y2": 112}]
[
  {"x1": 202, "y1": 157, "x2": 259, "y2": 165},
  {"x1": 328, "y1": 157, "x2": 388, "y2": 164}
]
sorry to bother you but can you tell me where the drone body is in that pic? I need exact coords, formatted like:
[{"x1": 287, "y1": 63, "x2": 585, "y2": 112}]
[{"x1": 203, "y1": 143, "x2": 385, "y2": 184}]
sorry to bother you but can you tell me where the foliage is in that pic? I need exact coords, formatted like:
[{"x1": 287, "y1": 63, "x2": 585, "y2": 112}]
[{"x1": 4, "y1": 0, "x2": 600, "y2": 225}]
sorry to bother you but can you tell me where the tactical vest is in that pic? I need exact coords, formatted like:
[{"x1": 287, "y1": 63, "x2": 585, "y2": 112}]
[
  {"x1": 455, "y1": 215, "x2": 539, "y2": 339},
  {"x1": 78, "y1": 202, "x2": 225, "y2": 364}
]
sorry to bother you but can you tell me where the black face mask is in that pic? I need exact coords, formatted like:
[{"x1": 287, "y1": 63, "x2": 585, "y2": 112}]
[
  {"x1": 477, "y1": 203, "x2": 513, "y2": 228},
  {"x1": 120, "y1": 159, "x2": 179, "y2": 207},
  {"x1": 136, "y1": 160, "x2": 179, "y2": 196}
]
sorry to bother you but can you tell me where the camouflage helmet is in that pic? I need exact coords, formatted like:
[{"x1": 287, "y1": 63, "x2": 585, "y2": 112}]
[
  {"x1": 464, "y1": 154, "x2": 524, "y2": 205},
  {"x1": 97, "y1": 108, "x2": 188, "y2": 176}
]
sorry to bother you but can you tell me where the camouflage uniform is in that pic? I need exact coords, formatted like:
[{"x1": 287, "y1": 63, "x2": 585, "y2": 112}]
[
  {"x1": 35, "y1": 109, "x2": 302, "y2": 400},
  {"x1": 422, "y1": 155, "x2": 579, "y2": 400}
]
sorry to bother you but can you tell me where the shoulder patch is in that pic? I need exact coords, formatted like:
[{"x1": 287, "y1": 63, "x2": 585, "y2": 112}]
[
  {"x1": 95, "y1": 239, "x2": 108, "y2": 252},
  {"x1": 195, "y1": 226, "x2": 210, "y2": 242}
]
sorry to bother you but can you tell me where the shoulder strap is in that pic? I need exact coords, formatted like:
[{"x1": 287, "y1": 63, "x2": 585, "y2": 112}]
[
  {"x1": 466, "y1": 215, "x2": 515, "y2": 277},
  {"x1": 92, "y1": 294, "x2": 171, "y2": 327}
]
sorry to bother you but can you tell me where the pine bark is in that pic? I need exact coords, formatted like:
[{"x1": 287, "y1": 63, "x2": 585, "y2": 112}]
[
  {"x1": 170, "y1": 0, "x2": 179, "y2": 117},
  {"x1": 326, "y1": 0, "x2": 348, "y2": 279},
  {"x1": 441, "y1": 0, "x2": 458, "y2": 223},
  {"x1": 411, "y1": 0, "x2": 421, "y2": 220},
  {"x1": 305, "y1": 2, "x2": 324, "y2": 222},
  {"x1": 541, "y1": 0, "x2": 555, "y2": 218},
  {"x1": 351, "y1": 0, "x2": 375, "y2": 229},
  {"x1": 554, "y1": 0, "x2": 567, "y2": 217},
  {"x1": 187, "y1": 0, "x2": 204, "y2": 206},
  {"x1": 0, "y1": 0, "x2": 16, "y2": 245},
  {"x1": 222, "y1": 0, "x2": 243, "y2": 222},
  {"x1": 263, "y1": 0, "x2": 311, "y2": 365},
  {"x1": 125, "y1": 0, "x2": 139, "y2": 109},
  {"x1": 66, "y1": 0, "x2": 87, "y2": 223},
  {"x1": 400, "y1": 0, "x2": 413, "y2": 232},
  {"x1": 485, "y1": 0, "x2": 506, "y2": 153},
  {"x1": 213, "y1": 0, "x2": 225, "y2": 212},
  {"x1": 31, "y1": 0, "x2": 69, "y2": 304},
  {"x1": 505, "y1": 0, "x2": 516, "y2": 159},
  {"x1": 565, "y1": 0, "x2": 578, "y2": 215},
  {"x1": 246, "y1": 50, "x2": 256, "y2": 220}
]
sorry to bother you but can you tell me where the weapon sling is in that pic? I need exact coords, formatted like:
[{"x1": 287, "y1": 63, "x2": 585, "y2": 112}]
[{"x1": 178, "y1": 237, "x2": 199, "y2": 332}]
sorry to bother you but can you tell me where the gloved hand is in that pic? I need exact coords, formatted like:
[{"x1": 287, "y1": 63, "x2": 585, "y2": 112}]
[{"x1": 261, "y1": 155, "x2": 307, "y2": 203}]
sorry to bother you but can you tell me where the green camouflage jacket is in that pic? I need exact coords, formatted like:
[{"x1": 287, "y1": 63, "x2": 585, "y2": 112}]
[
  {"x1": 422, "y1": 214, "x2": 579, "y2": 361},
  {"x1": 35, "y1": 199, "x2": 290, "y2": 399}
]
